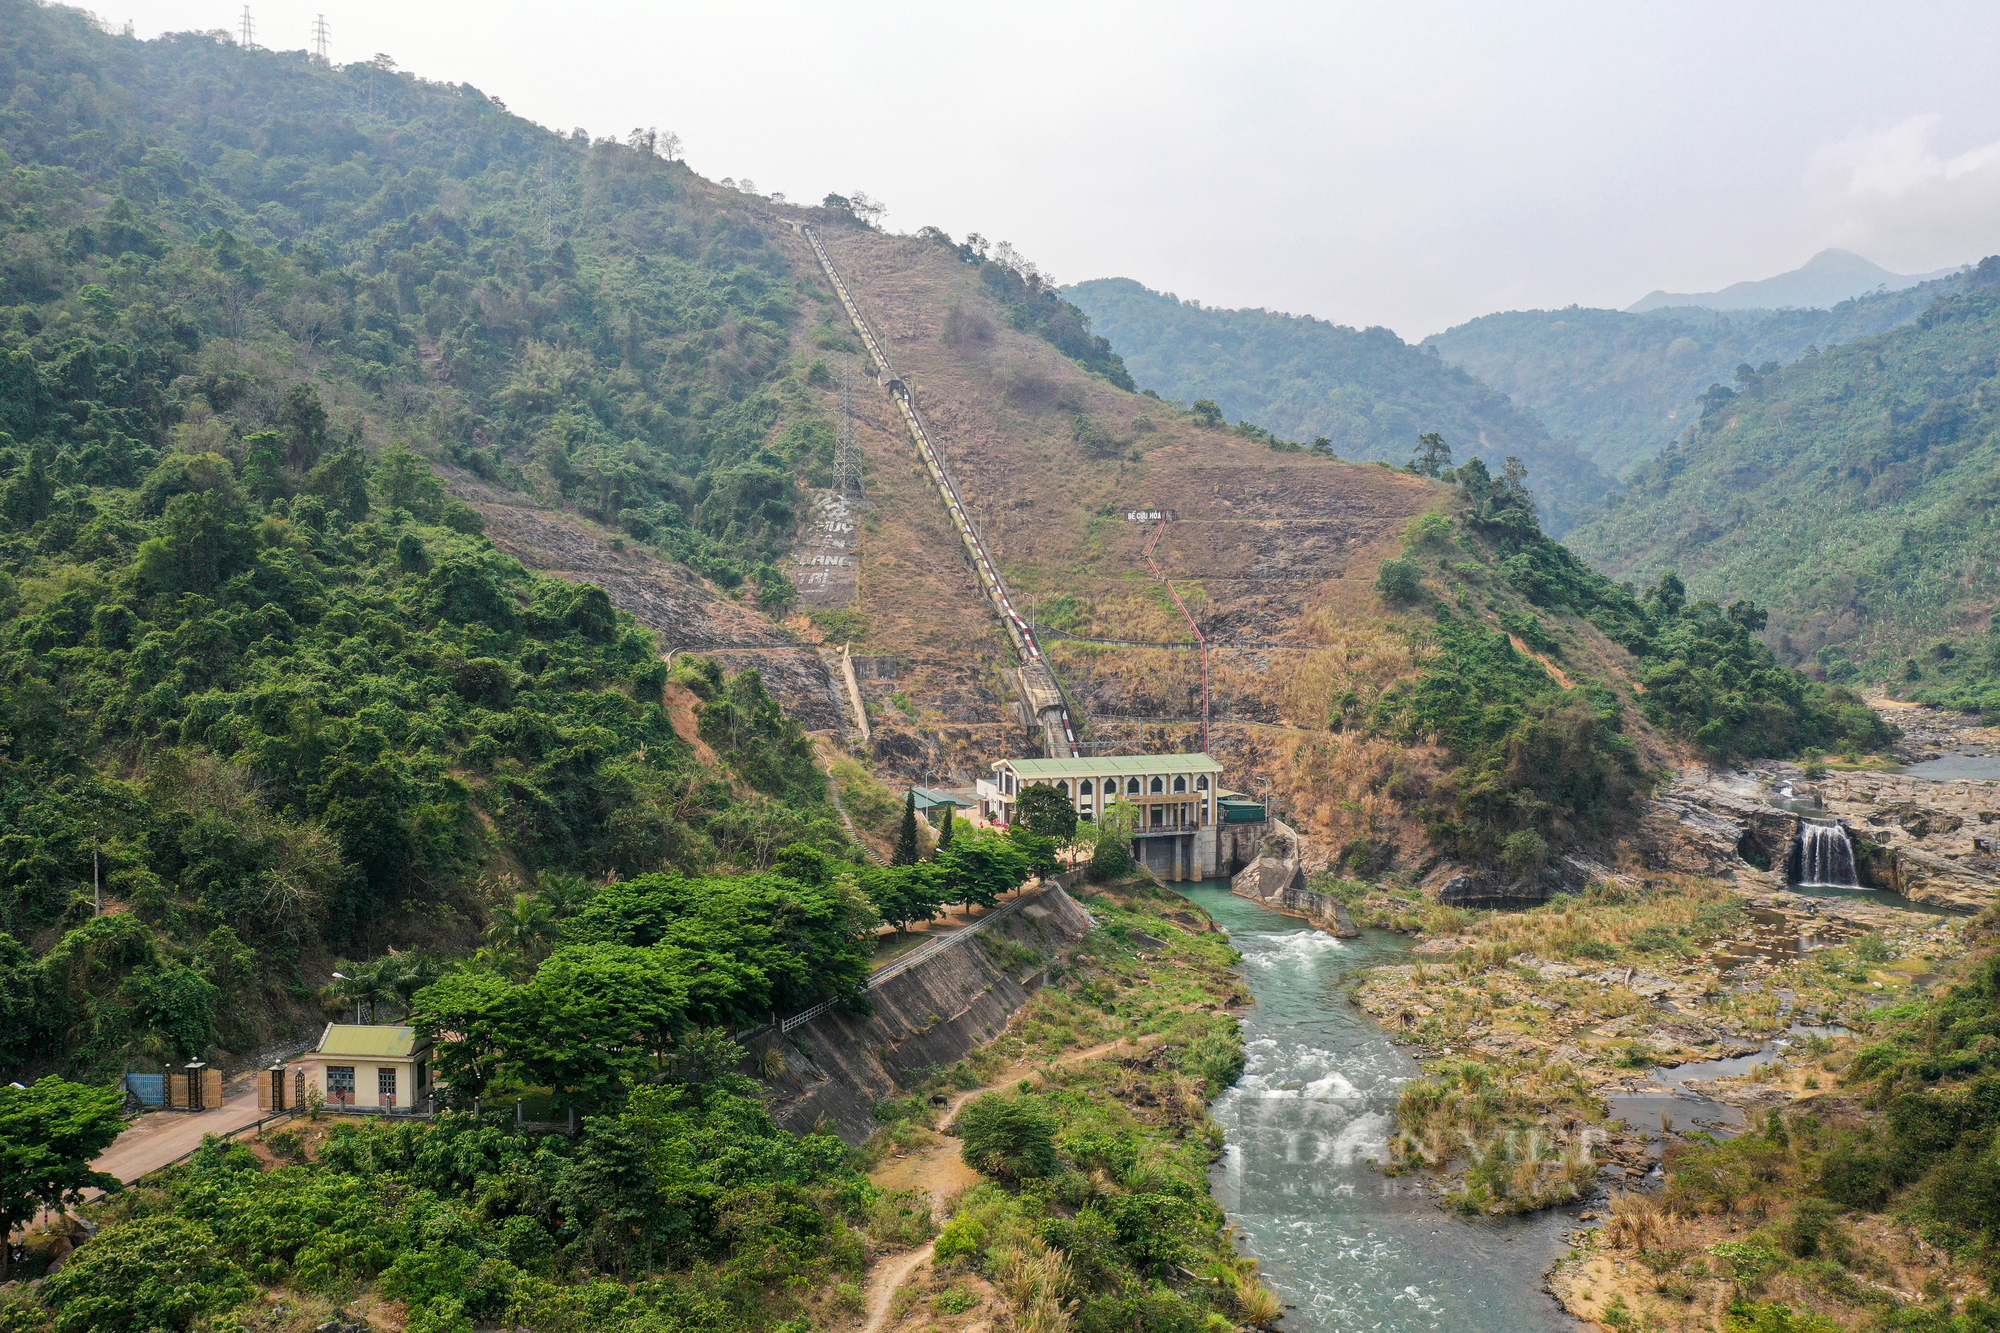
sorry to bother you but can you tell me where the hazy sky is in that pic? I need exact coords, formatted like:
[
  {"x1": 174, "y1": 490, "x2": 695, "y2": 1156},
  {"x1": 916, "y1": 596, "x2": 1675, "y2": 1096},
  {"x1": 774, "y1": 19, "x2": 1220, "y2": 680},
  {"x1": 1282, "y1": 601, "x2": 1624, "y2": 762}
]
[{"x1": 120, "y1": 0, "x2": 2000, "y2": 338}]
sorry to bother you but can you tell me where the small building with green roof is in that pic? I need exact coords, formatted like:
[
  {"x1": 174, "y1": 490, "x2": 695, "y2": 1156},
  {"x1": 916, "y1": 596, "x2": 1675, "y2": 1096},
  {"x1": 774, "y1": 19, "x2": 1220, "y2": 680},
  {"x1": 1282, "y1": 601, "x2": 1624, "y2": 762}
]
[{"x1": 294, "y1": 1023, "x2": 434, "y2": 1111}]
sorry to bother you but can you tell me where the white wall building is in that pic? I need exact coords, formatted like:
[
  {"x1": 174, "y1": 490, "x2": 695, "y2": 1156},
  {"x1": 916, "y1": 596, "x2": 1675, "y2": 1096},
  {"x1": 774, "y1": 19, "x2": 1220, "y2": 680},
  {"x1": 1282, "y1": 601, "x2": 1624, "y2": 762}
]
[{"x1": 977, "y1": 753, "x2": 1268, "y2": 881}]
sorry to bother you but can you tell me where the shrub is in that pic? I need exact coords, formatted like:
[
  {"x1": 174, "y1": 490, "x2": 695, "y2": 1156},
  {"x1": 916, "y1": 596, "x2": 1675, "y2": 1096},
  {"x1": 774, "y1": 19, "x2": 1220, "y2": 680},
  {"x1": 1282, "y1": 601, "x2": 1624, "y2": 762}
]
[
  {"x1": 1501, "y1": 829, "x2": 1550, "y2": 873},
  {"x1": 1088, "y1": 836, "x2": 1136, "y2": 876},
  {"x1": 1375, "y1": 558, "x2": 1424, "y2": 602},
  {"x1": 956, "y1": 1093, "x2": 1060, "y2": 1182},
  {"x1": 933, "y1": 1214, "x2": 989, "y2": 1266},
  {"x1": 43, "y1": 1215, "x2": 250, "y2": 1333}
]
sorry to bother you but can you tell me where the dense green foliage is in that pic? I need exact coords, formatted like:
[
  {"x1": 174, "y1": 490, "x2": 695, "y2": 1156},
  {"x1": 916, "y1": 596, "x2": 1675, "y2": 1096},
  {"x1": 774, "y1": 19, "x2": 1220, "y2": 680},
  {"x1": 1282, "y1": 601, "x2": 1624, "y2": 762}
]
[
  {"x1": 1655, "y1": 933, "x2": 2000, "y2": 1309},
  {"x1": 416, "y1": 848, "x2": 874, "y2": 1108},
  {"x1": 1425, "y1": 277, "x2": 1959, "y2": 477},
  {"x1": 0, "y1": 3, "x2": 876, "y2": 1076},
  {"x1": 0, "y1": 1075, "x2": 124, "y2": 1249},
  {"x1": 1063, "y1": 276, "x2": 1615, "y2": 533},
  {"x1": 35, "y1": 1086, "x2": 868, "y2": 1333},
  {"x1": 1568, "y1": 259, "x2": 2000, "y2": 684},
  {"x1": 1380, "y1": 457, "x2": 1888, "y2": 865}
]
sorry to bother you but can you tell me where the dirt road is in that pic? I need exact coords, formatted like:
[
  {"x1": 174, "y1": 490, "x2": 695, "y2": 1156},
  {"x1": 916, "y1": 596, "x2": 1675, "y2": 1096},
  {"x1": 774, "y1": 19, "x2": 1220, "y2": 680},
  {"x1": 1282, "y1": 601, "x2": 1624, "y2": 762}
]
[{"x1": 849, "y1": 1037, "x2": 1138, "y2": 1332}]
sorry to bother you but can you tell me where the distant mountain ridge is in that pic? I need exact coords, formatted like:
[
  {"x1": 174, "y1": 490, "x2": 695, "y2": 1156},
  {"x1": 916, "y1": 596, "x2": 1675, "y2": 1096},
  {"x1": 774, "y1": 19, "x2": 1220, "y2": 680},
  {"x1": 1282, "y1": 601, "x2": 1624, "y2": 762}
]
[
  {"x1": 1628, "y1": 248, "x2": 1963, "y2": 313},
  {"x1": 1063, "y1": 277, "x2": 1615, "y2": 534},
  {"x1": 1425, "y1": 274, "x2": 1964, "y2": 477},
  {"x1": 1566, "y1": 258, "x2": 2000, "y2": 685}
]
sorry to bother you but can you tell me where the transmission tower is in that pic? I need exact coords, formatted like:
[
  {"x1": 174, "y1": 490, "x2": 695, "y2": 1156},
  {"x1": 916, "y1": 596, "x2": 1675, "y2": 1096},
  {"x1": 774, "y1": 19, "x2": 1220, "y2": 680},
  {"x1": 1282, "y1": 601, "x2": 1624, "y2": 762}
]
[
  {"x1": 833, "y1": 361, "x2": 864, "y2": 497},
  {"x1": 311, "y1": 14, "x2": 331, "y2": 63},
  {"x1": 237, "y1": 5, "x2": 255, "y2": 49}
]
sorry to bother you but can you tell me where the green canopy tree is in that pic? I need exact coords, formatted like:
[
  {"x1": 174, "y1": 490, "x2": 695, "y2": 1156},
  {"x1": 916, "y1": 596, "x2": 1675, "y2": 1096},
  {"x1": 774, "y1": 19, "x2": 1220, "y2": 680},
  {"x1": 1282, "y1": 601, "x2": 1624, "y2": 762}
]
[
  {"x1": 1012, "y1": 784, "x2": 1077, "y2": 842},
  {"x1": 935, "y1": 831, "x2": 1032, "y2": 911},
  {"x1": 0, "y1": 1077, "x2": 126, "y2": 1275}
]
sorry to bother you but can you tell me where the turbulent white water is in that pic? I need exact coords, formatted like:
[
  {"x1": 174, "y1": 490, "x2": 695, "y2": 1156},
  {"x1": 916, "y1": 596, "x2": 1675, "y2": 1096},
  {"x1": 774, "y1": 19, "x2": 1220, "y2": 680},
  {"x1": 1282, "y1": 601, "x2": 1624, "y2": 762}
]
[
  {"x1": 1184, "y1": 884, "x2": 1580, "y2": 1332},
  {"x1": 1793, "y1": 820, "x2": 1858, "y2": 888}
]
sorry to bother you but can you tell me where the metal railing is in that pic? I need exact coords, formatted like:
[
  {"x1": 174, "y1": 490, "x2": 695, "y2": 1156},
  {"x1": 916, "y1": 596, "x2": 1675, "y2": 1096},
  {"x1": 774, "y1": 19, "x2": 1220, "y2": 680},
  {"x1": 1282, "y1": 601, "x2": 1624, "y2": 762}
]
[{"x1": 768, "y1": 875, "x2": 1084, "y2": 1035}]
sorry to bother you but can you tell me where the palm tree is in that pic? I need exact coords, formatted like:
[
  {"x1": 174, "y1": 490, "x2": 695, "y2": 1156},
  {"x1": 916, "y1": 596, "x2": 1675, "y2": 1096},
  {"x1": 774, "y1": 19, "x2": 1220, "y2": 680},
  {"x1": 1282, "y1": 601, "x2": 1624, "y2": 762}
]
[
  {"x1": 379, "y1": 953, "x2": 443, "y2": 1018},
  {"x1": 535, "y1": 870, "x2": 596, "y2": 920},
  {"x1": 485, "y1": 892, "x2": 559, "y2": 966}
]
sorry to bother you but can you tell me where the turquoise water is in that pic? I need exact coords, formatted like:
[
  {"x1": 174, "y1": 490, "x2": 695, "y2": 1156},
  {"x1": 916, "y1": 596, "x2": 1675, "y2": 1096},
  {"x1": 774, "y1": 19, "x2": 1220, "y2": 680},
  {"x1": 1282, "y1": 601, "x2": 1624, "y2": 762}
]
[{"x1": 1180, "y1": 882, "x2": 1581, "y2": 1332}]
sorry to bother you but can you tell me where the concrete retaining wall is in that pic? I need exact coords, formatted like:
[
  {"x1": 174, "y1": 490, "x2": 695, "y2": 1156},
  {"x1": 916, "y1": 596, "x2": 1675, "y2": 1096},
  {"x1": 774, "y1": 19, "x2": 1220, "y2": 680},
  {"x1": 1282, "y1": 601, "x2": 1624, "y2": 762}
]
[{"x1": 752, "y1": 884, "x2": 1096, "y2": 1144}]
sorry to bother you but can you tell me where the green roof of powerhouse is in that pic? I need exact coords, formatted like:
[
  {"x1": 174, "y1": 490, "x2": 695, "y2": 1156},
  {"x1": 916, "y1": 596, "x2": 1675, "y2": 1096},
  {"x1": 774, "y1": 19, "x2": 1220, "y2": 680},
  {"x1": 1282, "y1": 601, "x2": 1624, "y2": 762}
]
[{"x1": 999, "y1": 754, "x2": 1222, "y2": 778}]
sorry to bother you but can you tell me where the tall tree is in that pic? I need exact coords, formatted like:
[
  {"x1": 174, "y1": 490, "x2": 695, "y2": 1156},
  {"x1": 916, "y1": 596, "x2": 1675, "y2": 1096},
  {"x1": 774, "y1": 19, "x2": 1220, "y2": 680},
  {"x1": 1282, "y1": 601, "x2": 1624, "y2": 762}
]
[
  {"x1": 0, "y1": 1078, "x2": 125, "y2": 1275},
  {"x1": 892, "y1": 791, "x2": 921, "y2": 866},
  {"x1": 936, "y1": 803, "x2": 955, "y2": 851},
  {"x1": 1407, "y1": 431, "x2": 1453, "y2": 478},
  {"x1": 1013, "y1": 785, "x2": 1077, "y2": 842}
]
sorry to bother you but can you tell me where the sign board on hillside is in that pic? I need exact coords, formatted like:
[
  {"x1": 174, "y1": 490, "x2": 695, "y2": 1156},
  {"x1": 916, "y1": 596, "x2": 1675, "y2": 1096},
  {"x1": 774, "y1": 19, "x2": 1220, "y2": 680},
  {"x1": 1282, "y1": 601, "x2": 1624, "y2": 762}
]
[{"x1": 1124, "y1": 509, "x2": 1177, "y2": 522}]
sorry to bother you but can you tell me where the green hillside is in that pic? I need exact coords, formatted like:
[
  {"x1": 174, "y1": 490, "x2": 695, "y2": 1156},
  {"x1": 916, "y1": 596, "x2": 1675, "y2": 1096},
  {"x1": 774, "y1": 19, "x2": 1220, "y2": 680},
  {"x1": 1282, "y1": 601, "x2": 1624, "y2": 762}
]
[
  {"x1": 1064, "y1": 276, "x2": 1615, "y2": 534},
  {"x1": 1565, "y1": 258, "x2": 2000, "y2": 701},
  {"x1": 0, "y1": 0, "x2": 878, "y2": 1080},
  {"x1": 1424, "y1": 277, "x2": 1961, "y2": 477}
]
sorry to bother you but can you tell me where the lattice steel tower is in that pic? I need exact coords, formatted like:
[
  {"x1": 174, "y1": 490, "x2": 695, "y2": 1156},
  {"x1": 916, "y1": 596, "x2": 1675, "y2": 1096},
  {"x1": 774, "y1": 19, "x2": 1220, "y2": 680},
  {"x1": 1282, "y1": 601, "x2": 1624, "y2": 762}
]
[
  {"x1": 312, "y1": 14, "x2": 331, "y2": 62},
  {"x1": 237, "y1": 6, "x2": 255, "y2": 48},
  {"x1": 833, "y1": 360, "x2": 864, "y2": 497}
]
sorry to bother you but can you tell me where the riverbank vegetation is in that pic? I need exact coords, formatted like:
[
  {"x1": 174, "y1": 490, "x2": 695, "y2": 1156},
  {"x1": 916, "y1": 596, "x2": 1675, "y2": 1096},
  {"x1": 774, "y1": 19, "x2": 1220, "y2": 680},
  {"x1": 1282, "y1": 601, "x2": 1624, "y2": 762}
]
[
  {"x1": 858, "y1": 877, "x2": 1270, "y2": 1333},
  {"x1": 1549, "y1": 905, "x2": 2000, "y2": 1332},
  {"x1": 1355, "y1": 878, "x2": 1967, "y2": 1219}
]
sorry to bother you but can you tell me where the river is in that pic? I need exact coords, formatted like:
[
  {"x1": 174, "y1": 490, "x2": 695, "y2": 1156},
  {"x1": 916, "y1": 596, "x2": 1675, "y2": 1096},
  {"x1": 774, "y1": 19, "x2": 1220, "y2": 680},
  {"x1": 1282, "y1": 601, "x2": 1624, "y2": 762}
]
[{"x1": 1180, "y1": 882, "x2": 1583, "y2": 1333}]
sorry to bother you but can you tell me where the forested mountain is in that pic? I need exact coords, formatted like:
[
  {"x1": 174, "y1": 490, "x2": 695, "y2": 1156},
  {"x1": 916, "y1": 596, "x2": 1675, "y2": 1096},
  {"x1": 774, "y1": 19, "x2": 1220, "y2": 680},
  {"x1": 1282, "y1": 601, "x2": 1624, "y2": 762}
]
[
  {"x1": 1063, "y1": 276, "x2": 1616, "y2": 534},
  {"x1": 1425, "y1": 276, "x2": 1962, "y2": 477},
  {"x1": 1625, "y1": 247, "x2": 1959, "y2": 314},
  {"x1": 1565, "y1": 258, "x2": 2000, "y2": 707},
  {"x1": 0, "y1": 0, "x2": 874, "y2": 1081}
]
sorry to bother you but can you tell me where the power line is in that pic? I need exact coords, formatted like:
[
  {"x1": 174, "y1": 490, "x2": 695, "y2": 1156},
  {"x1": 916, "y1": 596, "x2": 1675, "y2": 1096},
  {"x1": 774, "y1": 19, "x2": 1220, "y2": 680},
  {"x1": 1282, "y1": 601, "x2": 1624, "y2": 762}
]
[{"x1": 311, "y1": 13, "x2": 330, "y2": 63}]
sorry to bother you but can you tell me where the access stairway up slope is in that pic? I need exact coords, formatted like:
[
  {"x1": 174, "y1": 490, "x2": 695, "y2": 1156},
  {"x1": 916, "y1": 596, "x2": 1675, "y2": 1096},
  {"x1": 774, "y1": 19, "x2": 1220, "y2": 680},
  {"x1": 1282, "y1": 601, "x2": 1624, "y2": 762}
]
[{"x1": 799, "y1": 223, "x2": 1078, "y2": 758}]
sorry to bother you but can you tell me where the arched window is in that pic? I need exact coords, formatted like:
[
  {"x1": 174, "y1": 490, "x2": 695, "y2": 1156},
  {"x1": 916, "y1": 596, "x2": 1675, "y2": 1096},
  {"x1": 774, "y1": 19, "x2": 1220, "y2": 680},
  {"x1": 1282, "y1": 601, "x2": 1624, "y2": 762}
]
[
  {"x1": 1195, "y1": 775, "x2": 1209, "y2": 790},
  {"x1": 1055, "y1": 780, "x2": 1069, "y2": 795},
  {"x1": 1079, "y1": 780, "x2": 1094, "y2": 795},
  {"x1": 1149, "y1": 776, "x2": 1164, "y2": 794},
  {"x1": 1172, "y1": 775, "x2": 1187, "y2": 793},
  {"x1": 1126, "y1": 778, "x2": 1141, "y2": 795}
]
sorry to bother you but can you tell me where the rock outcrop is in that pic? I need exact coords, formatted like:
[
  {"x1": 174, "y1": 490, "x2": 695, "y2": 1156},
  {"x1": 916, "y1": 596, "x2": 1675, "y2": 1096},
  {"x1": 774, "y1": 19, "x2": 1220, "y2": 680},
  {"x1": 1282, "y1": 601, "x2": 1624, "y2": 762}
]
[
  {"x1": 1230, "y1": 820, "x2": 1358, "y2": 935},
  {"x1": 1640, "y1": 764, "x2": 2000, "y2": 912}
]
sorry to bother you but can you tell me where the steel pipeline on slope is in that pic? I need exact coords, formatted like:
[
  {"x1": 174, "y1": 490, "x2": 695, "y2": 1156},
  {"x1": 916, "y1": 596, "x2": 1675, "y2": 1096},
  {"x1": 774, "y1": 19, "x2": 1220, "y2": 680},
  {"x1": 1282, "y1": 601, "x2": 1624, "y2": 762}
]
[{"x1": 797, "y1": 223, "x2": 1077, "y2": 756}]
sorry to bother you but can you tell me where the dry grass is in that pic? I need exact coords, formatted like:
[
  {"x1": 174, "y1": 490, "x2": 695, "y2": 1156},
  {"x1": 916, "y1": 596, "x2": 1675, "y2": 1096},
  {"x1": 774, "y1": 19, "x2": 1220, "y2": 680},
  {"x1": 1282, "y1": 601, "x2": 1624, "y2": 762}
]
[{"x1": 1391, "y1": 1057, "x2": 1605, "y2": 1213}]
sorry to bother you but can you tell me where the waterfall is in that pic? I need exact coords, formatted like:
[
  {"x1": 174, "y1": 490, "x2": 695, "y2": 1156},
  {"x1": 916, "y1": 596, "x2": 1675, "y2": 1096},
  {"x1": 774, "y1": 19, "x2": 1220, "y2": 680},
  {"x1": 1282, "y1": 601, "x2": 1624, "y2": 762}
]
[{"x1": 1793, "y1": 820, "x2": 1858, "y2": 888}]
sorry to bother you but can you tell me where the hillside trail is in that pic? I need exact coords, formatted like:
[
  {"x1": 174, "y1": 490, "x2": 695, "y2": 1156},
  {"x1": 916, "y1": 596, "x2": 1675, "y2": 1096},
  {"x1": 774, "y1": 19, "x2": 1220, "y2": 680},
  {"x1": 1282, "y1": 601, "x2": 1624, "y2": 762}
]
[{"x1": 848, "y1": 1034, "x2": 1139, "y2": 1333}]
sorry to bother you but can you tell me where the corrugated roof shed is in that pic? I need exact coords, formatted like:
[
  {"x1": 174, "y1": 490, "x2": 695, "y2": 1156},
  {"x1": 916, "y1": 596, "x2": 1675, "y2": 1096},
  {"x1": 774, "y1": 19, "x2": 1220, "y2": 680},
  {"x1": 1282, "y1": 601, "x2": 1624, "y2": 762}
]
[{"x1": 315, "y1": 1024, "x2": 421, "y2": 1059}]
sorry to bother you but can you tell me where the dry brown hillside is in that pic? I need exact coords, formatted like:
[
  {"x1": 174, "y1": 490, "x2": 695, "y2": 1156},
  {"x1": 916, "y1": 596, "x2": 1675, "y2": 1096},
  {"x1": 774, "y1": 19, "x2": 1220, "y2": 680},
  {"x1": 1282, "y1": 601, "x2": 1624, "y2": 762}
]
[
  {"x1": 433, "y1": 201, "x2": 1669, "y2": 880},
  {"x1": 764, "y1": 221, "x2": 1489, "y2": 867}
]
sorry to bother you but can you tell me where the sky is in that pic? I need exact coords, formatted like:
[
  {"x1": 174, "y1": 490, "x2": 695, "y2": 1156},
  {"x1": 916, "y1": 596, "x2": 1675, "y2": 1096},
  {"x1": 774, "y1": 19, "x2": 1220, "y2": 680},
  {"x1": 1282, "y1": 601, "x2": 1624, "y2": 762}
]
[{"x1": 117, "y1": 0, "x2": 2000, "y2": 339}]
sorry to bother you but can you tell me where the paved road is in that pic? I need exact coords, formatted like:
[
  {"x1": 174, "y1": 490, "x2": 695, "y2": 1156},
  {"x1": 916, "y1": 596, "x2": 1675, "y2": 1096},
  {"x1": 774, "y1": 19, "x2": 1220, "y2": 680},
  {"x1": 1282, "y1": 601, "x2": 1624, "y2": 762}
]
[{"x1": 87, "y1": 1072, "x2": 266, "y2": 1193}]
